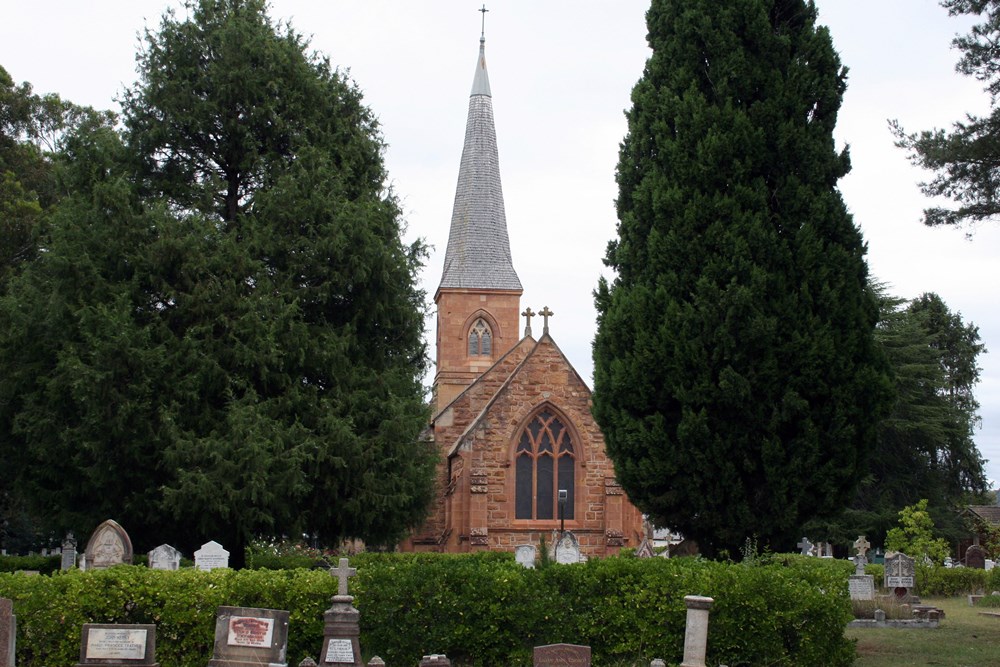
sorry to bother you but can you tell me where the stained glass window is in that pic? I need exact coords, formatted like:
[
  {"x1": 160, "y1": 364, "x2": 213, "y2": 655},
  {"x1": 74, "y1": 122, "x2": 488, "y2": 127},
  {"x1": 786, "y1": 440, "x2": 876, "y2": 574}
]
[{"x1": 514, "y1": 409, "x2": 576, "y2": 520}]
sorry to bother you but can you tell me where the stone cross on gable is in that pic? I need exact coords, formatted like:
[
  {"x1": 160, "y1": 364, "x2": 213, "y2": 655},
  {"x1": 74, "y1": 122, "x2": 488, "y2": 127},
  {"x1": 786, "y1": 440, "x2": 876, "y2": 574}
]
[
  {"x1": 329, "y1": 557, "x2": 356, "y2": 597},
  {"x1": 522, "y1": 307, "x2": 535, "y2": 337},
  {"x1": 540, "y1": 306, "x2": 554, "y2": 335},
  {"x1": 797, "y1": 537, "x2": 814, "y2": 556},
  {"x1": 854, "y1": 535, "x2": 871, "y2": 558}
]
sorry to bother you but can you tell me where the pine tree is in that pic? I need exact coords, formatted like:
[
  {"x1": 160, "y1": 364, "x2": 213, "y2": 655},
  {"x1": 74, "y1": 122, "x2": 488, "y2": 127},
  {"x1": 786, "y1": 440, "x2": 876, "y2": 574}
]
[
  {"x1": 0, "y1": 0, "x2": 435, "y2": 560},
  {"x1": 592, "y1": 0, "x2": 890, "y2": 556}
]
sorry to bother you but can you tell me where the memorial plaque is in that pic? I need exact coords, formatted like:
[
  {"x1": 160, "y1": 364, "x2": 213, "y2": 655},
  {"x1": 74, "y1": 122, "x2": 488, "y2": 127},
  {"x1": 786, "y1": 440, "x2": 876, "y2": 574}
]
[
  {"x1": 533, "y1": 643, "x2": 591, "y2": 667},
  {"x1": 324, "y1": 639, "x2": 355, "y2": 663},
  {"x1": 76, "y1": 624, "x2": 158, "y2": 666},
  {"x1": 227, "y1": 616, "x2": 274, "y2": 648}
]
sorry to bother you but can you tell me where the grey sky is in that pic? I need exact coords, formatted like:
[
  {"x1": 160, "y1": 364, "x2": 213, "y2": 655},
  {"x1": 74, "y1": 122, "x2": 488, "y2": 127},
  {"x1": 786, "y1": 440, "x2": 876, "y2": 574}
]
[{"x1": 3, "y1": 0, "x2": 999, "y2": 485}]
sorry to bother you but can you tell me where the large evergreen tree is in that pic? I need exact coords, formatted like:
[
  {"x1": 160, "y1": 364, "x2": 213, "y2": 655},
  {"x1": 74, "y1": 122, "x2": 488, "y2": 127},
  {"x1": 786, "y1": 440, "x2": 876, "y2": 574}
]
[
  {"x1": 893, "y1": 0, "x2": 1000, "y2": 228},
  {"x1": 0, "y1": 0, "x2": 435, "y2": 561},
  {"x1": 592, "y1": 0, "x2": 890, "y2": 556}
]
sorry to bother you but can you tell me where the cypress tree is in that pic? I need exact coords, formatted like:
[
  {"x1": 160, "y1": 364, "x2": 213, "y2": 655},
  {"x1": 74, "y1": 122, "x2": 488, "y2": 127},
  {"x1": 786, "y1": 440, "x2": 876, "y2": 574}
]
[{"x1": 592, "y1": 0, "x2": 891, "y2": 556}]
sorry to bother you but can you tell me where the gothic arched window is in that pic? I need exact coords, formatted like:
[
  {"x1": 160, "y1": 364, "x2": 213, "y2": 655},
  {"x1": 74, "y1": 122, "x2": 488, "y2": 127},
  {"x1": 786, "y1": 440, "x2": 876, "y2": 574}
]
[
  {"x1": 515, "y1": 409, "x2": 575, "y2": 520},
  {"x1": 468, "y1": 318, "x2": 492, "y2": 356}
]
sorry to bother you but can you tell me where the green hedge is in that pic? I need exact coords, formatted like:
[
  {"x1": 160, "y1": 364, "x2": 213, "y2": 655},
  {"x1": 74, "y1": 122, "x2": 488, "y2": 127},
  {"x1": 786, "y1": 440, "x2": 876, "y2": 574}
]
[
  {"x1": 0, "y1": 554, "x2": 854, "y2": 667},
  {"x1": 0, "y1": 555, "x2": 60, "y2": 575},
  {"x1": 862, "y1": 562, "x2": 1000, "y2": 596}
]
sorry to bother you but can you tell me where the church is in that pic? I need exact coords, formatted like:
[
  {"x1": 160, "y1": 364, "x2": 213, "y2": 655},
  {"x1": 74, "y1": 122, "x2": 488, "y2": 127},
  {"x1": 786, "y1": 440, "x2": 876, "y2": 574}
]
[{"x1": 401, "y1": 30, "x2": 646, "y2": 558}]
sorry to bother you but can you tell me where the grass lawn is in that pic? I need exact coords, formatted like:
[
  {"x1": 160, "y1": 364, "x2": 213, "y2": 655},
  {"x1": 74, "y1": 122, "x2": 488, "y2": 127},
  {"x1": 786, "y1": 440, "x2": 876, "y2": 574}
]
[{"x1": 848, "y1": 597, "x2": 1000, "y2": 666}]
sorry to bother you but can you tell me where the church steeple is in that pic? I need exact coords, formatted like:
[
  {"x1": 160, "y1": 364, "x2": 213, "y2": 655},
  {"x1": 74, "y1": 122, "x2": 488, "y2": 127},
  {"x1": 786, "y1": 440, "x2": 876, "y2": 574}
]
[{"x1": 434, "y1": 24, "x2": 523, "y2": 410}]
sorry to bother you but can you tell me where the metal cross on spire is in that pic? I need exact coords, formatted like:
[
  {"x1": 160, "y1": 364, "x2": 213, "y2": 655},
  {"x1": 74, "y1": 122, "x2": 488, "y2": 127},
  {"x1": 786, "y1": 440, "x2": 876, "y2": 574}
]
[
  {"x1": 479, "y1": 4, "x2": 489, "y2": 40},
  {"x1": 522, "y1": 307, "x2": 535, "y2": 337}
]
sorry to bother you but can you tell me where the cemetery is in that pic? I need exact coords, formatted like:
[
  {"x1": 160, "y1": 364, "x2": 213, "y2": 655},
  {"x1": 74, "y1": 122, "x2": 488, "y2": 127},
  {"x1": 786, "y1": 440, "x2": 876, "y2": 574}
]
[{"x1": 4, "y1": 522, "x2": 1000, "y2": 665}]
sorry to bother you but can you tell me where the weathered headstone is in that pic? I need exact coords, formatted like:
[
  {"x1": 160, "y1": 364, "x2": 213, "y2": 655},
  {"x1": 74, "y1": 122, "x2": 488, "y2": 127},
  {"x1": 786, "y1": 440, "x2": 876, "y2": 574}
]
[
  {"x1": 552, "y1": 532, "x2": 582, "y2": 565},
  {"x1": 419, "y1": 656, "x2": 452, "y2": 667},
  {"x1": 533, "y1": 643, "x2": 591, "y2": 667},
  {"x1": 61, "y1": 533, "x2": 78, "y2": 571},
  {"x1": 195, "y1": 541, "x2": 230, "y2": 571},
  {"x1": 884, "y1": 552, "x2": 916, "y2": 599},
  {"x1": 680, "y1": 596, "x2": 713, "y2": 667},
  {"x1": 1, "y1": 598, "x2": 15, "y2": 667},
  {"x1": 797, "y1": 537, "x2": 814, "y2": 557},
  {"x1": 147, "y1": 545, "x2": 182, "y2": 571},
  {"x1": 84, "y1": 520, "x2": 133, "y2": 570},
  {"x1": 207, "y1": 607, "x2": 289, "y2": 667},
  {"x1": 317, "y1": 558, "x2": 362, "y2": 667},
  {"x1": 515, "y1": 544, "x2": 537, "y2": 569},
  {"x1": 75, "y1": 624, "x2": 158, "y2": 666},
  {"x1": 965, "y1": 544, "x2": 987, "y2": 569},
  {"x1": 634, "y1": 538, "x2": 655, "y2": 559}
]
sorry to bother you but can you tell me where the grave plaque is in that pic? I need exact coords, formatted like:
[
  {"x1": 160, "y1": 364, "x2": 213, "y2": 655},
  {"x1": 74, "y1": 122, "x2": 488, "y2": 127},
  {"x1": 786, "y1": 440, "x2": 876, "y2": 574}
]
[
  {"x1": 195, "y1": 541, "x2": 230, "y2": 571},
  {"x1": 76, "y1": 624, "x2": 158, "y2": 666},
  {"x1": 533, "y1": 643, "x2": 591, "y2": 667},
  {"x1": 84, "y1": 520, "x2": 133, "y2": 570},
  {"x1": 208, "y1": 606, "x2": 289, "y2": 667},
  {"x1": 1, "y1": 598, "x2": 15, "y2": 667},
  {"x1": 323, "y1": 639, "x2": 354, "y2": 663},
  {"x1": 515, "y1": 545, "x2": 537, "y2": 569},
  {"x1": 147, "y1": 544, "x2": 182, "y2": 571}
]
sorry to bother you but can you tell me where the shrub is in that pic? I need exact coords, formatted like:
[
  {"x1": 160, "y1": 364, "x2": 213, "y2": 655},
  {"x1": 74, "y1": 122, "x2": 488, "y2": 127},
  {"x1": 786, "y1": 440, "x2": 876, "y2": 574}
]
[
  {"x1": 0, "y1": 555, "x2": 60, "y2": 575},
  {"x1": 0, "y1": 554, "x2": 855, "y2": 667}
]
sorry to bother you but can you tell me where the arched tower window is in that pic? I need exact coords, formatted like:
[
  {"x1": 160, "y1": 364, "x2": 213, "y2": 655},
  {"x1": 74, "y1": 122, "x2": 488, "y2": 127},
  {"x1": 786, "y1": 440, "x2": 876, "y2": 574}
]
[
  {"x1": 515, "y1": 408, "x2": 575, "y2": 520},
  {"x1": 468, "y1": 318, "x2": 492, "y2": 356}
]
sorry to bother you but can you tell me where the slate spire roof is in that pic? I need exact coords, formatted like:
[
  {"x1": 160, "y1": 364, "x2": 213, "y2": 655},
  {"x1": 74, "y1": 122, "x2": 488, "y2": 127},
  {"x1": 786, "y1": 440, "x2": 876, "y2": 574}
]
[{"x1": 437, "y1": 35, "x2": 522, "y2": 294}]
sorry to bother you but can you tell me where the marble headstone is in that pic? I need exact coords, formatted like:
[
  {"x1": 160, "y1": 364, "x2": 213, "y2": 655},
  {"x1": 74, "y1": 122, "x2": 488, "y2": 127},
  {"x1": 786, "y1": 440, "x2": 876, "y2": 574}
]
[
  {"x1": 195, "y1": 541, "x2": 230, "y2": 571},
  {"x1": 84, "y1": 520, "x2": 133, "y2": 570},
  {"x1": 147, "y1": 545, "x2": 182, "y2": 571},
  {"x1": 515, "y1": 545, "x2": 536, "y2": 569},
  {"x1": 61, "y1": 533, "x2": 78, "y2": 571},
  {"x1": 552, "y1": 532, "x2": 582, "y2": 565}
]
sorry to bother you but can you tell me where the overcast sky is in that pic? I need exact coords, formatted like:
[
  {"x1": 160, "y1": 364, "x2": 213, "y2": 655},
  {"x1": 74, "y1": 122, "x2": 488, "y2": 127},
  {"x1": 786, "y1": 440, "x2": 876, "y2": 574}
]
[{"x1": 3, "y1": 1, "x2": 999, "y2": 486}]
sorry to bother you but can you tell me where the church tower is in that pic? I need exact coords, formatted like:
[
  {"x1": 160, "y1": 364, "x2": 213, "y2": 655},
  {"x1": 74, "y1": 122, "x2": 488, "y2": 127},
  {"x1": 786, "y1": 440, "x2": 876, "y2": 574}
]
[{"x1": 433, "y1": 31, "x2": 522, "y2": 410}]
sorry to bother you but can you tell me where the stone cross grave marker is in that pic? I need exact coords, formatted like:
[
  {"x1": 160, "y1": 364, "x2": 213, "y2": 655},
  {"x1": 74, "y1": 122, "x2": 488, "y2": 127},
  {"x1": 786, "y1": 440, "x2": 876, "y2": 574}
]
[
  {"x1": 75, "y1": 623, "x2": 159, "y2": 666},
  {"x1": 854, "y1": 535, "x2": 871, "y2": 557},
  {"x1": 84, "y1": 520, "x2": 133, "y2": 570},
  {"x1": 1, "y1": 598, "x2": 15, "y2": 667},
  {"x1": 515, "y1": 544, "x2": 536, "y2": 568},
  {"x1": 797, "y1": 537, "x2": 814, "y2": 556},
  {"x1": 148, "y1": 544, "x2": 182, "y2": 571},
  {"x1": 207, "y1": 606, "x2": 289, "y2": 667},
  {"x1": 533, "y1": 643, "x2": 591, "y2": 667},
  {"x1": 195, "y1": 541, "x2": 230, "y2": 571},
  {"x1": 318, "y1": 558, "x2": 362, "y2": 667}
]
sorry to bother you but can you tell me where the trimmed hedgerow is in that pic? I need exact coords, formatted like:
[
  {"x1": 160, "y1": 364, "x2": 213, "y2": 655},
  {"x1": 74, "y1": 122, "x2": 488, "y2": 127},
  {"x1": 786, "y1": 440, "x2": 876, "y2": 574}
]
[
  {"x1": 0, "y1": 555, "x2": 60, "y2": 574},
  {"x1": 0, "y1": 553, "x2": 854, "y2": 667}
]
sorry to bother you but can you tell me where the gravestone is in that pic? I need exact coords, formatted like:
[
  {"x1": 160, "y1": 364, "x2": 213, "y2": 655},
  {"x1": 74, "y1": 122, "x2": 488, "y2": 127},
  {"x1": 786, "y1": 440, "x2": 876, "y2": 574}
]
[
  {"x1": 84, "y1": 520, "x2": 133, "y2": 570},
  {"x1": 515, "y1": 545, "x2": 537, "y2": 569},
  {"x1": 62, "y1": 533, "x2": 78, "y2": 570},
  {"x1": 419, "y1": 656, "x2": 451, "y2": 667},
  {"x1": 76, "y1": 624, "x2": 158, "y2": 666},
  {"x1": 634, "y1": 538, "x2": 655, "y2": 559},
  {"x1": 797, "y1": 537, "x2": 814, "y2": 556},
  {"x1": 317, "y1": 558, "x2": 362, "y2": 667},
  {"x1": 533, "y1": 643, "x2": 591, "y2": 667},
  {"x1": 552, "y1": 532, "x2": 582, "y2": 564},
  {"x1": 207, "y1": 606, "x2": 289, "y2": 667},
  {"x1": 147, "y1": 545, "x2": 182, "y2": 571},
  {"x1": 195, "y1": 541, "x2": 230, "y2": 571},
  {"x1": 884, "y1": 552, "x2": 916, "y2": 599},
  {"x1": 965, "y1": 544, "x2": 987, "y2": 569},
  {"x1": 1, "y1": 598, "x2": 15, "y2": 667}
]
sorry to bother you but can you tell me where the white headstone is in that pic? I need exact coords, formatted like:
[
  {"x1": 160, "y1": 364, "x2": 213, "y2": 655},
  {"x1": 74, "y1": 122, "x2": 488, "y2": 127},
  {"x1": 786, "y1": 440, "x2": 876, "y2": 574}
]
[
  {"x1": 148, "y1": 544, "x2": 182, "y2": 571},
  {"x1": 553, "y1": 532, "x2": 582, "y2": 564},
  {"x1": 515, "y1": 545, "x2": 536, "y2": 569},
  {"x1": 195, "y1": 541, "x2": 230, "y2": 571}
]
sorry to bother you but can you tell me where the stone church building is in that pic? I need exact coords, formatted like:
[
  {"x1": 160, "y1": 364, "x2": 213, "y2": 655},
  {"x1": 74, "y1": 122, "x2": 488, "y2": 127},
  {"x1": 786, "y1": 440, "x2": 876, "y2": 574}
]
[{"x1": 401, "y1": 33, "x2": 645, "y2": 558}]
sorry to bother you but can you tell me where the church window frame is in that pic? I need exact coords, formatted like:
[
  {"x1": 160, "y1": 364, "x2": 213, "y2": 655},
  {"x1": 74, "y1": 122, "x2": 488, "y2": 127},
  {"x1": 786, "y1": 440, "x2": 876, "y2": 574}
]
[
  {"x1": 513, "y1": 405, "x2": 578, "y2": 522},
  {"x1": 468, "y1": 317, "x2": 493, "y2": 357}
]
